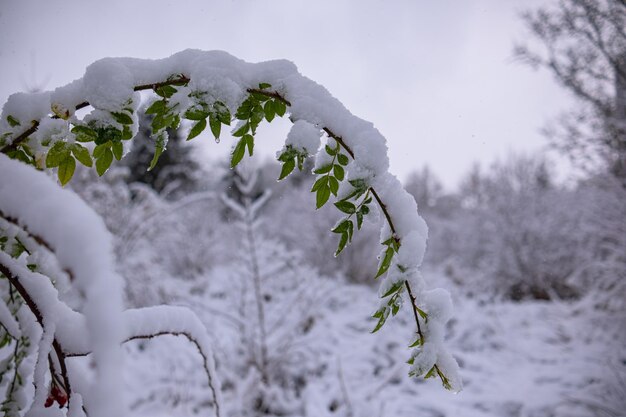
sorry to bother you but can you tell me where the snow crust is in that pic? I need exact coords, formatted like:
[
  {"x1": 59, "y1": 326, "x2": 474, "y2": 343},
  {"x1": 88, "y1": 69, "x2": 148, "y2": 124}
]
[{"x1": 284, "y1": 120, "x2": 322, "y2": 155}]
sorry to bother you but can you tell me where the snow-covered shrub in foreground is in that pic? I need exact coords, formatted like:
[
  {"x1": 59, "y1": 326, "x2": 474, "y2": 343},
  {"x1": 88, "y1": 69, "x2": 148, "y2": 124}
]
[{"x1": 0, "y1": 50, "x2": 460, "y2": 416}]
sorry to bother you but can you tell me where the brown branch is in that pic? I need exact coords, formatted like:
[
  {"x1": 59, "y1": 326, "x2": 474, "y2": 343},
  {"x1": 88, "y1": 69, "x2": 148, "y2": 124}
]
[
  {"x1": 404, "y1": 281, "x2": 424, "y2": 341},
  {"x1": 133, "y1": 75, "x2": 190, "y2": 92},
  {"x1": 66, "y1": 331, "x2": 222, "y2": 417},
  {"x1": 246, "y1": 88, "x2": 292, "y2": 106},
  {"x1": 321, "y1": 124, "x2": 449, "y2": 384},
  {"x1": 0, "y1": 75, "x2": 191, "y2": 154},
  {"x1": 0, "y1": 262, "x2": 72, "y2": 406},
  {"x1": 0, "y1": 210, "x2": 53, "y2": 253}
]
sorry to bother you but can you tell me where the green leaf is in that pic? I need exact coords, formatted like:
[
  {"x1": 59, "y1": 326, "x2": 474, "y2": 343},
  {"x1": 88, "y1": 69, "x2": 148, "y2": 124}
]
[
  {"x1": 274, "y1": 100, "x2": 287, "y2": 117},
  {"x1": 112, "y1": 141, "x2": 123, "y2": 160},
  {"x1": 244, "y1": 134, "x2": 254, "y2": 156},
  {"x1": 93, "y1": 126, "x2": 122, "y2": 145},
  {"x1": 185, "y1": 107, "x2": 209, "y2": 121},
  {"x1": 96, "y1": 148, "x2": 113, "y2": 176},
  {"x1": 347, "y1": 218, "x2": 354, "y2": 241},
  {"x1": 7, "y1": 149, "x2": 34, "y2": 165},
  {"x1": 278, "y1": 150, "x2": 294, "y2": 162},
  {"x1": 231, "y1": 138, "x2": 247, "y2": 168},
  {"x1": 409, "y1": 337, "x2": 423, "y2": 348},
  {"x1": 71, "y1": 144, "x2": 92, "y2": 167},
  {"x1": 391, "y1": 298, "x2": 400, "y2": 316},
  {"x1": 155, "y1": 85, "x2": 177, "y2": 98},
  {"x1": 424, "y1": 366, "x2": 437, "y2": 379},
  {"x1": 331, "y1": 220, "x2": 350, "y2": 233},
  {"x1": 278, "y1": 158, "x2": 295, "y2": 180},
  {"x1": 209, "y1": 116, "x2": 221, "y2": 139},
  {"x1": 416, "y1": 307, "x2": 428, "y2": 321},
  {"x1": 334, "y1": 201, "x2": 356, "y2": 214},
  {"x1": 375, "y1": 246, "x2": 395, "y2": 279},
  {"x1": 258, "y1": 82, "x2": 272, "y2": 89},
  {"x1": 333, "y1": 165, "x2": 344, "y2": 181},
  {"x1": 263, "y1": 101, "x2": 275, "y2": 122},
  {"x1": 313, "y1": 164, "x2": 332, "y2": 175},
  {"x1": 146, "y1": 100, "x2": 166, "y2": 115},
  {"x1": 371, "y1": 308, "x2": 388, "y2": 333},
  {"x1": 93, "y1": 143, "x2": 108, "y2": 159},
  {"x1": 169, "y1": 114, "x2": 181, "y2": 130},
  {"x1": 149, "y1": 133, "x2": 167, "y2": 171},
  {"x1": 337, "y1": 153, "x2": 349, "y2": 166},
  {"x1": 335, "y1": 232, "x2": 349, "y2": 256},
  {"x1": 214, "y1": 101, "x2": 231, "y2": 125},
  {"x1": 251, "y1": 104, "x2": 265, "y2": 125},
  {"x1": 58, "y1": 156, "x2": 76, "y2": 186},
  {"x1": 188, "y1": 119, "x2": 207, "y2": 141},
  {"x1": 311, "y1": 176, "x2": 328, "y2": 192},
  {"x1": 356, "y1": 211, "x2": 364, "y2": 230},
  {"x1": 349, "y1": 178, "x2": 367, "y2": 189},
  {"x1": 152, "y1": 114, "x2": 166, "y2": 132},
  {"x1": 382, "y1": 281, "x2": 404, "y2": 298},
  {"x1": 71, "y1": 125, "x2": 98, "y2": 142},
  {"x1": 46, "y1": 142, "x2": 69, "y2": 168},
  {"x1": 7, "y1": 115, "x2": 20, "y2": 127},
  {"x1": 232, "y1": 123, "x2": 249, "y2": 137},
  {"x1": 329, "y1": 176, "x2": 339, "y2": 196},
  {"x1": 250, "y1": 92, "x2": 269, "y2": 102},
  {"x1": 111, "y1": 112, "x2": 133, "y2": 125},
  {"x1": 122, "y1": 125, "x2": 133, "y2": 140},
  {"x1": 325, "y1": 144, "x2": 337, "y2": 156},
  {"x1": 316, "y1": 186, "x2": 331, "y2": 209},
  {"x1": 236, "y1": 100, "x2": 253, "y2": 120}
]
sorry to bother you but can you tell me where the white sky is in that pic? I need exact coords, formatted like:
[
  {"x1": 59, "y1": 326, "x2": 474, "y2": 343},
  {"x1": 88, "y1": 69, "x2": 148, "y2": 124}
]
[{"x1": 0, "y1": 0, "x2": 572, "y2": 189}]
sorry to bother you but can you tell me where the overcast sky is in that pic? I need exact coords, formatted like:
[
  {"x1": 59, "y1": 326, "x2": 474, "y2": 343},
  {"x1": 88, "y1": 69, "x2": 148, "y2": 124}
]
[{"x1": 0, "y1": 0, "x2": 572, "y2": 189}]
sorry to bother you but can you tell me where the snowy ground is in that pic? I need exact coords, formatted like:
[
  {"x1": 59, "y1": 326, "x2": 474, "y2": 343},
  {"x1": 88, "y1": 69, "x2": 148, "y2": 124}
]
[{"x1": 120, "y1": 267, "x2": 625, "y2": 417}]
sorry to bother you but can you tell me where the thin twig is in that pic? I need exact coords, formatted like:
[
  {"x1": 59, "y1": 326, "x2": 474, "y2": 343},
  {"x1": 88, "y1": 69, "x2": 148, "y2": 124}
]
[
  {"x1": 65, "y1": 331, "x2": 221, "y2": 417},
  {"x1": 247, "y1": 88, "x2": 292, "y2": 106}
]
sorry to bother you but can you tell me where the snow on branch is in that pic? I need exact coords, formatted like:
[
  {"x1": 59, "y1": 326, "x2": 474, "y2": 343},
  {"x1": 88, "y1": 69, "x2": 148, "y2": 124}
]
[{"x1": 0, "y1": 49, "x2": 461, "y2": 415}]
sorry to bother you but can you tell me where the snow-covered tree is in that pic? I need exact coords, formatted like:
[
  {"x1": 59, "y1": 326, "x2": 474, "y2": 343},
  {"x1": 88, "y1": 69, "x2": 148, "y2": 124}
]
[
  {"x1": 0, "y1": 50, "x2": 460, "y2": 416},
  {"x1": 516, "y1": 0, "x2": 626, "y2": 182},
  {"x1": 217, "y1": 163, "x2": 332, "y2": 416}
]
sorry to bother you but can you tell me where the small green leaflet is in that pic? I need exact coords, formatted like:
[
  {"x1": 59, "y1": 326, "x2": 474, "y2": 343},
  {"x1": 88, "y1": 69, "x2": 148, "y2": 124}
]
[
  {"x1": 149, "y1": 132, "x2": 167, "y2": 171},
  {"x1": 381, "y1": 280, "x2": 404, "y2": 298},
  {"x1": 316, "y1": 186, "x2": 331, "y2": 209},
  {"x1": 188, "y1": 119, "x2": 207, "y2": 141},
  {"x1": 231, "y1": 138, "x2": 247, "y2": 168},
  {"x1": 278, "y1": 158, "x2": 295, "y2": 180},
  {"x1": 146, "y1": 100, "x2": 166, "y2": 115},
  {"x1": 155, "y1": 85, "x2": 177, "y2": 98},
  {"x1": 111, "y1": 111, "x2": 133, "y2": 125},
  {"x1": 96, "y1": 148, "x2": 113, "y2": 176},
  {"x1": 209, "y1": 116, "x2": 221, "y2": 139},
  {"x1": 71, "y1": 125, "x2": 98, "y2": 142},
  {"x1": 71, "y1": 144, "x2": 92, "y2": 167},
  {"x1": 45, "y1": 142, "x2": 70, "y2": 168},
  {"x1": 7, "y1": 115, "x2": 20, "y2": 127},
  {"x1": 112, "y1": 141, "x2": 123, "y2": 160},
  {"x1": 58, "y1": 156, "x2": 76, "y2": 186}
]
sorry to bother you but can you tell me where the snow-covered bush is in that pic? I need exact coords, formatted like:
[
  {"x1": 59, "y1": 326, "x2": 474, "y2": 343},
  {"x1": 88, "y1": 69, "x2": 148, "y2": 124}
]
[{"x1": 0, "y1": 50, "x2": 460, "y2": 416}]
